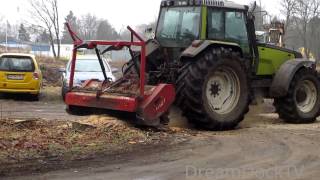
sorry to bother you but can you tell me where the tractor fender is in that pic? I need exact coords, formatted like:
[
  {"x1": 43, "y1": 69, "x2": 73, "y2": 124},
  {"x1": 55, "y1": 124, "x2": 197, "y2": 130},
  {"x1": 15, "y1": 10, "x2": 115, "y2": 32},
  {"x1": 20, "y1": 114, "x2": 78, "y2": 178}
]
[
  {"x1": 180, "y1": 40, "x2": 243, "y2": 60},
  {"x1": 270, "y1": 59, "x2": 316, "y2": 98}
]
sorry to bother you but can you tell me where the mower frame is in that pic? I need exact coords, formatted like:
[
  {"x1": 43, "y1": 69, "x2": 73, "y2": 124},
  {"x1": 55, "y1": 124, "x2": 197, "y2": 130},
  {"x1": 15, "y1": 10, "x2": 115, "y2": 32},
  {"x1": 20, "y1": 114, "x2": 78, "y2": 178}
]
[{"x1": 64, "y1": 23, "x2": 175, "y2": 126}]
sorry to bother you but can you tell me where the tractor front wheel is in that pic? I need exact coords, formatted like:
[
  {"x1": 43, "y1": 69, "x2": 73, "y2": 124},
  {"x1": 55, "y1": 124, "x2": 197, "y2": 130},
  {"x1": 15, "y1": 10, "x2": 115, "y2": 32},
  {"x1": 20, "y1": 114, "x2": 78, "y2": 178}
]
[{"x1": 274, "y1": 68, "x2": 320, "y2": 123}]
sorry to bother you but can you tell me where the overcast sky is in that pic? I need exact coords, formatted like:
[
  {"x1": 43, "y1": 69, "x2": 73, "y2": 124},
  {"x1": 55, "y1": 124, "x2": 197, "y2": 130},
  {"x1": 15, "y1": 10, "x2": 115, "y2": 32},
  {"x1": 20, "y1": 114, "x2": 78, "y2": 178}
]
[{"x1": 0, "y1": 0, "x2": 282, "y2": 31}]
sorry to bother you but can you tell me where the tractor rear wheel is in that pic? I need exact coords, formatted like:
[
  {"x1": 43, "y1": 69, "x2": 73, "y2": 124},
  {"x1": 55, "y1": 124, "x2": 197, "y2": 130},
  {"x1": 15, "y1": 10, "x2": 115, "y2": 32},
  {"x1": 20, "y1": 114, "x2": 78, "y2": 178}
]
[
  {"x1": 274, "y1": 68, "x2": 320, "y2": 123},
  {"x1": 176, "y1": 47, "x2": 250, "y2": 130}
]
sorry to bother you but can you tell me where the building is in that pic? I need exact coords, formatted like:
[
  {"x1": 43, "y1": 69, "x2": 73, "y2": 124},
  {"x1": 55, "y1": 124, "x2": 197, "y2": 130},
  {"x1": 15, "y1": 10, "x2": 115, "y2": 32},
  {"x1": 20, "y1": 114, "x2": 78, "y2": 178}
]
[
  {"x1": 0, "y1": 40, "x2": 130, "y2": 61},
  {"x1": 30, "y1": 44, "x2": 51, "y2": 56}
]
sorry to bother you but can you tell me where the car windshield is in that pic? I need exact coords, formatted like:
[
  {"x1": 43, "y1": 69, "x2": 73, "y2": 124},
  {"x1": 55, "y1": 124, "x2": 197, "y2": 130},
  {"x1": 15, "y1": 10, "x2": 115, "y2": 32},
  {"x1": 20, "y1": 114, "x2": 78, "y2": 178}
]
[
  {"x1": 70, "y1": 59, "x2": 110, "y2": 72},
  {"x1": 156, "y1": 7, "x2": 201, "y2": 47},
  {"x1": 0, "y1": 56, "x2": 35, "y2": 72}
]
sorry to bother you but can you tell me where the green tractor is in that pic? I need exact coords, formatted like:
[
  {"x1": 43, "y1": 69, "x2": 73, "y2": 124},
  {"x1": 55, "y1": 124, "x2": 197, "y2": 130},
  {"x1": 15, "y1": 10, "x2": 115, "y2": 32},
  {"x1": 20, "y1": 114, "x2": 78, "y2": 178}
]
[{"x1": 124, "y1": 0, "x2": 320, "y2": 130}]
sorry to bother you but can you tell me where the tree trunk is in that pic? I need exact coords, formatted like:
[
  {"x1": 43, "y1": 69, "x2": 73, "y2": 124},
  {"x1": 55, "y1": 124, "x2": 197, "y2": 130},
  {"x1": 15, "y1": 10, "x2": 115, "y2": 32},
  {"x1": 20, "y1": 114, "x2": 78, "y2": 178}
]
[
  {"x1": 50, "y1": 41, "x2": 57, "y2": 58},
  {"x1": 48, "y1": 30, "x2": 57, "y2": 58},
  {"x1": 56, "y1": 31, "x2": 60, "y2": 59}
]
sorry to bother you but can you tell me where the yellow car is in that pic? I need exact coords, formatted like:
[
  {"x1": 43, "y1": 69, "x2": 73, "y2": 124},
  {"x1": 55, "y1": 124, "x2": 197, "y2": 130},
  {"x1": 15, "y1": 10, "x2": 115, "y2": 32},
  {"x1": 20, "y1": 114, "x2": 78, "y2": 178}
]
[{"x1": 0, "y1": 53, "x2": 42, "y2": 100}]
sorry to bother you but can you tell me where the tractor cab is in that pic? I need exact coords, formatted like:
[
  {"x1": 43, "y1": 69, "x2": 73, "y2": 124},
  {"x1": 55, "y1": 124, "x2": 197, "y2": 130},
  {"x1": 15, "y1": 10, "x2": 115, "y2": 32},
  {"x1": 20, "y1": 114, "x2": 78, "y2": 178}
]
[
  {"x1": 153, "y1": 0, "x2": 255, "y2": 64},
  {"x1": 156, "y1": 0, "x2": 250, "y2": 48}
]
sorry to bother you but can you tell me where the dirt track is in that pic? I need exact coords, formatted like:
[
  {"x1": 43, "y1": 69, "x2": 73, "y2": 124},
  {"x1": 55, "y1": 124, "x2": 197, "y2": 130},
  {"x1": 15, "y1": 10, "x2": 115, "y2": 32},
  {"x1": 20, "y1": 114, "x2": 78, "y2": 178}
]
[
  {"x1": 2, "y1": 95, "x2": 320, "y2": 180},
  {"x1": 0, "y1": 91, "x2": 77, "y2": 121}
]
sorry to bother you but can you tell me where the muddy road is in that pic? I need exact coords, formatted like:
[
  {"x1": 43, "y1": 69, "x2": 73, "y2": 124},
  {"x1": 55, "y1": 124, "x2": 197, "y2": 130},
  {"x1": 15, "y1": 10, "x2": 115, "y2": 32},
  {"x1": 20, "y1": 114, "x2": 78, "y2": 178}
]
[
  {"x1": 0, "y1": 91, "x2": 77, "y2": 121},
  {"x1": 2, "y1": 94, "x2": 320, "y2": 180}
]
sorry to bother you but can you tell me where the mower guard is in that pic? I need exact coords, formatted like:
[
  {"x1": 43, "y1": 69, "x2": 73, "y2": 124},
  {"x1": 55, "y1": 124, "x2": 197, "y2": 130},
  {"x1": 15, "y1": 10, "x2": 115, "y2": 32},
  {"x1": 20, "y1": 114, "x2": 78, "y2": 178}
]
[{"x1": 64, "y1": 23, "x2": 175, "y2": 125}]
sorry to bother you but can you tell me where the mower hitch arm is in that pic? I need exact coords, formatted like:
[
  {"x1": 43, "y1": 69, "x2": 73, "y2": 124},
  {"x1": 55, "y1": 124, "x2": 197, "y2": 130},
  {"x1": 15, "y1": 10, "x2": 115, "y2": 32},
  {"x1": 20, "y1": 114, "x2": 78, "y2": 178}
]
[
  {"x1": 66, "y1": 23, "x2": 147, "y2": 98},
  {"x1": 94, "y1": 48, "x2": 108, "y2": 81}
]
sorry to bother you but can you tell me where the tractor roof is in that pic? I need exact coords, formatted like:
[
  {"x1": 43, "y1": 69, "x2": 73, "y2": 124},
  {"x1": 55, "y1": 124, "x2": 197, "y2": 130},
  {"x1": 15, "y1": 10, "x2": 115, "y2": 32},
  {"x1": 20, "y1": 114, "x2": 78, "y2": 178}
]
[{"x1": 161, "y1": 0, "x2": 248, "y2": 11}]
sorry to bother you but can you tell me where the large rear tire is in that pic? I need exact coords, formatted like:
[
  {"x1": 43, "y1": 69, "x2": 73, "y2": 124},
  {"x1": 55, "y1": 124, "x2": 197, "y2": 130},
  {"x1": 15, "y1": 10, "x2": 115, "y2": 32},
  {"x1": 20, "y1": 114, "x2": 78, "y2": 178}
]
[
  {"x1": 176, "y1": 47, "x2": 250, "y2": 130},
  {"x1": 274, "y1": 68, "x2": 320, "y2": 123}
]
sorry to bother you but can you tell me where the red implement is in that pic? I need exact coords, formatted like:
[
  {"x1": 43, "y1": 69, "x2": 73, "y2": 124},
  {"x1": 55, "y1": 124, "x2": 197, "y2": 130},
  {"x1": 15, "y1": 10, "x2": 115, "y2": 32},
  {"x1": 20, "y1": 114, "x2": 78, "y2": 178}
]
[{"x1": 64, "y1": 23, "x2": 175, "y2": 126}]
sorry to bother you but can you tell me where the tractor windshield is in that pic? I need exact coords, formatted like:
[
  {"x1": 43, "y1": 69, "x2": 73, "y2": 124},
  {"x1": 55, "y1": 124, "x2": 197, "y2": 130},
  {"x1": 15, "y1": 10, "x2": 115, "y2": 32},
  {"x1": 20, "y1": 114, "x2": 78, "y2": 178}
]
[{"x1": 156, "y1": 7, "x2": 201, "y2": 47}]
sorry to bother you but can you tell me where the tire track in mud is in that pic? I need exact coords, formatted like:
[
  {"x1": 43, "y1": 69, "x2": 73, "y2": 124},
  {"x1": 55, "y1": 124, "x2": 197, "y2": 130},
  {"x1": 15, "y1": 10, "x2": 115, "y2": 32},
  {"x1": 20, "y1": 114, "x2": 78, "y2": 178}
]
[
  {"x1": 3, "y1": 100, "x2": 320, "y2": 180},
  {"x1": 25, "y1": 126, "x2": 320, "y2": 180}
]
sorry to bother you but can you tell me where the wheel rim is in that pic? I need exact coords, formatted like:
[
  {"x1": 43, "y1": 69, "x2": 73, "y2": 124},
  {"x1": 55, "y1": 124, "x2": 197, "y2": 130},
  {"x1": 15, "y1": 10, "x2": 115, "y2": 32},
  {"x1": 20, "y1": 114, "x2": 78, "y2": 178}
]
[
  {"x1": 205, "y1": 66, "x2": 241, "y2": 116},
  {"x1": 295, "y1": 80, "x2": 317, "y2": 113}
]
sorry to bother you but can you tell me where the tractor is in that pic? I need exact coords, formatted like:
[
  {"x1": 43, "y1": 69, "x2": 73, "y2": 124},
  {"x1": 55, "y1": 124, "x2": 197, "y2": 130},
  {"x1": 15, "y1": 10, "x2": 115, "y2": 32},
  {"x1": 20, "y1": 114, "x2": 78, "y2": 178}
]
[{"x1": 64, "y1": 0, "x2": 320, "y2": 130}]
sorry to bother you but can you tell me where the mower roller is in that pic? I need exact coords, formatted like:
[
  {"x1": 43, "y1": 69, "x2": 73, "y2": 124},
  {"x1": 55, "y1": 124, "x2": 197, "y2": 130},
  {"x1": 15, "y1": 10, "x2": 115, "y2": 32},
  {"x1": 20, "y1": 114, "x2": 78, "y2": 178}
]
[{"x1": 64, "y1": 23, "x2": 175, "y2": 126}]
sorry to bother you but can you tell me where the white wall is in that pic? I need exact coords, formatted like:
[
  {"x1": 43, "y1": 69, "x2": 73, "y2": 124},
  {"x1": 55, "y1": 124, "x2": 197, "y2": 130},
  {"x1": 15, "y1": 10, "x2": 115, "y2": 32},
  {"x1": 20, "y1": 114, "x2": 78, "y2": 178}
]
[{"x1": 49, "y1": 44, "x2": 73, "y2": 59}]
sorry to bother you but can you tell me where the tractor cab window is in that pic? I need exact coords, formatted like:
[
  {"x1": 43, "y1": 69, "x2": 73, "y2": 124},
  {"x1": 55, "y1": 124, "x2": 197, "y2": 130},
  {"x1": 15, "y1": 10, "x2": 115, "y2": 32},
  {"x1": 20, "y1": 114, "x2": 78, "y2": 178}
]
[
  {"x1": 208, "y1": 10, "x2": 224, "y2": 39},
  {"x1": 208, "y1": 9, "x2": 250, "y2": 54},
  {"x1": 156, "y1": 7, "x2": 201, "y2": 47},
  {"x1": 225, "y1": 11, "x2": 250, "y2": 53}
]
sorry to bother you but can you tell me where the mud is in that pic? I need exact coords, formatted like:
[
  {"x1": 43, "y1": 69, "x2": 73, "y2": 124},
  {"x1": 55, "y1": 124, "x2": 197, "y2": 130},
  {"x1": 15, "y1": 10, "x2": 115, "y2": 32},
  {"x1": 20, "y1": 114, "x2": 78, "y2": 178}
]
[{"x1": 1, "y1": 94, "x2": 320, "y2": 180}]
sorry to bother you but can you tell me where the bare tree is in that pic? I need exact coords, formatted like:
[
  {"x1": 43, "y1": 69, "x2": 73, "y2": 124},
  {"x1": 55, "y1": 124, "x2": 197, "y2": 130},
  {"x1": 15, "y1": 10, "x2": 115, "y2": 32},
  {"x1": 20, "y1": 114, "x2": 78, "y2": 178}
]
[
  {"x1": 79, "y1": 14, "x2": 99, "y2": 40},
  {"x1": 293, "y1": 0, "x2": 320, "y2": 58},
  {"x1": 96, "y1": 19, "x2": 119, "y2": 40},
  {"x1": 309, "y1": 17, "x2": 320, "y2": 61},
  {"x1": 280, "y1": 0, "x2": 297, "y2": 42},
  {"x1": 61, "y1": 11, "x2": 78, "y2": 44},
  {"x1": 29, "y1": 0, "x2": 61, "y2": 58}
]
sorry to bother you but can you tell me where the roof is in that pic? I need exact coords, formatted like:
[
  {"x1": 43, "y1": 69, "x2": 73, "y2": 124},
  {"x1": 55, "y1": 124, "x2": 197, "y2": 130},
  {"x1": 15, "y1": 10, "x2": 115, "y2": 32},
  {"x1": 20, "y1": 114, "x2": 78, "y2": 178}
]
[
  {"x1": 161, "y1": 0, "x2": 247, "y2": 10},
  {"x1": 0, "y1": 53, "x2": 35, "y2": 58},
  {"x1": 223, "y1": 1, "x2": 247, "y2": 10},
  {"x1": 31, "y1": 44, "x2": 50, "y2": 52}
]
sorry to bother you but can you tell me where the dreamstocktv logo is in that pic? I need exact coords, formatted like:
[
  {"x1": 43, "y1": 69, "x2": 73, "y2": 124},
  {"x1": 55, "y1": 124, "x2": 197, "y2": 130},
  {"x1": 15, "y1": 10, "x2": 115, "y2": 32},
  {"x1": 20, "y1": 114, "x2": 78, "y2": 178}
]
[{"x1": 185, "y1": 165, "x2": 304, "y2": 179}]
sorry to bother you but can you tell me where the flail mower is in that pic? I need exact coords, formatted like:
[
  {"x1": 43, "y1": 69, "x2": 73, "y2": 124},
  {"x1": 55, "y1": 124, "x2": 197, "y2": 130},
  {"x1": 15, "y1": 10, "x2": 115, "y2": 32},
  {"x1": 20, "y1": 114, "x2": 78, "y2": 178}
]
[{"x1": 64, "y1": 23, "x2": 175, "y2": 126}]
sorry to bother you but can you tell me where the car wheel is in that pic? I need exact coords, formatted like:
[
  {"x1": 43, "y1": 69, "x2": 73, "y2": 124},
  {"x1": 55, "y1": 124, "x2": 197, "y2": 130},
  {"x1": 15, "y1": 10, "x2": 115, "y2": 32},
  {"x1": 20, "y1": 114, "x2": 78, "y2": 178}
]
[{"x1": 30, "y1": 93, "x2": 40, "y2": 101}]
